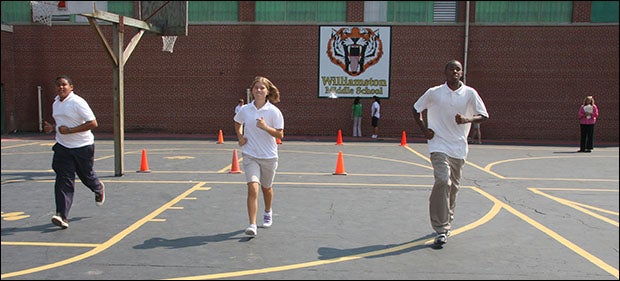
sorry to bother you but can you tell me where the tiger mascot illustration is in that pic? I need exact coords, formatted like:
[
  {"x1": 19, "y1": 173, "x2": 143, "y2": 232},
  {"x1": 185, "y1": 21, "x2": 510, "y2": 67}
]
[{"x1": 326, "y1": 27, "x2": 384, "y2": 76}]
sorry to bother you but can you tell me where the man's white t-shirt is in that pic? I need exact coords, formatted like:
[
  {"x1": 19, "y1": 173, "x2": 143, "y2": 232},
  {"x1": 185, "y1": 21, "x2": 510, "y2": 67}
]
[
  {"x1": 371, "y1": 101, "x2": 380, "y2": 118},
  {"x1": 414, "y1": 83, "x2": 488, "y2": 159},
  {"x1": 52, "y1": 91, "x2": 96, "y2": 148}
]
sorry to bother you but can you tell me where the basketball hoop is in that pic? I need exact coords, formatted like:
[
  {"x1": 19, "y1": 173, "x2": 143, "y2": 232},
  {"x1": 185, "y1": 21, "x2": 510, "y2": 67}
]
[
  {"x1": 31, "y1": 1, "x2": 59, "y2": 26},
  {"x1": 162, "y1": 36, "x2": 177, "y2": 53}
]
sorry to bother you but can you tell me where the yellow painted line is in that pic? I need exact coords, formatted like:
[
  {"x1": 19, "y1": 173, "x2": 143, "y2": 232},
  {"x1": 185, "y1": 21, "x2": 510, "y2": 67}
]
[
  {"x1": 529, "y1": 188, "x2": 619, "y2": 226},
  {"x1": 1, "y1": 212, "x2": 30, "y2": 221},
  {"x1": 168, "y1": 185, "x2": 619, "y2": 280},
  {"x1": 296, "y1": 147, "x2": 434, "y2": 170},
  {"x1": 1, "y1": 241, "x2": 99, "y2": 248},
  {"x1": 536, "y1": 188, "x2": 619, "y2": 192},
  {"x1": 570, "y1": 201, "x2": 619, "y2": 216},
  {"x1": 164, "y1": 156, "x2": 196, "y2": 159},
  {"x1": 403, "y1": 145, "x2": 505, "y2": 178},
  {"x1": 25, "y1": 179, "x2": 212, "y2": 184},
  {"x1": 402, "y1": 145, "x2": 430, "y2": 163},
  {"x1": 1, "y1": 179, "x2": 28, "y2": 183},
  {"x1": 217, "y1": 156, "x2": 243, "y2": 173},
  {"x1": 484, "y1": 155, "x2": 617, "y2": 175},
  {"x1": 95, "y1": 154, "x2": 115, "y2": 161},
  {"x1": 2, "y1": 215, "x2": 30, "y2": 221},
  {"x1": 505, "y1": 177, "x2": 618, "y2": 182},
  {"x1": 403, "y1": 146, "x2": 619, "y2": 279},
  {"x1": 3, "y1": 146, "x2": 617, "y2": 279},
  {"x1": 167, "y1": 186, "x2": 503, "y2": 280},
  {"x1": 1, "y1": 212, "x2": 26, "y2": 217},
  {"x1": 467, "y1": 161, "x2": 505, "y2": 179},
  {"x1": 475, "y1": 186, "x2": 618, "y2": 279},
  {"x1": 0, "y1": 170, "x2": 54, "y2": 174},
  {"x1": 0, "y1": 182, "x2": 211, "y2": 279},
  {"x1": 0, "y1": 142, "x2": 42, "y2": 149}
]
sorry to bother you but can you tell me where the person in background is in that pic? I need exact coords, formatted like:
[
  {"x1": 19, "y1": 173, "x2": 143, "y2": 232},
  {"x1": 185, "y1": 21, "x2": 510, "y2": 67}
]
[
  {"x1": 43, "y1": 75, "x2": 105, "y2": 229},
  {"x1": 234, "y1": 76, "x2": 284, "y2": 237},
  {"x1": 371, "y1": 95, "x2": 381, "y2": 138},
  {"x1": 468, "y1": 122, "x2": 482, "y2": 144},
  {"x1": 235, "y1": 98, "x2": 245, "y2": 114},
  {"x1": 412, "y1": 60, "x2": 488, "y2": 246},
  {"x1": 352, "y1": 97, "x2": 363, "y2": 137},
  {"x1": 578, "y1": 96, "x2": 599, "y2": 152}
]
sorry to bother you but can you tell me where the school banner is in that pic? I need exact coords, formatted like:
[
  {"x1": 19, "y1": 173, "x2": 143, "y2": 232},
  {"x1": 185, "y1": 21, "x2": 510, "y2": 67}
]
[{"x1": 318, "y1": 26, "x2": 391, "y2": 99}]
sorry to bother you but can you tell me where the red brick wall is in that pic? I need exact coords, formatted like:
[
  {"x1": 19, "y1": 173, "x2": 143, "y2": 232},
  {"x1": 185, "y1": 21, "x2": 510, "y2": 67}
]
[
  {"x1": 347, "y1": 1, "x2": 364, "y2": 23},
  {"x1": 238, "y1": 1, "x2": 255, "y2": 22},
  {"x1": 1, "y1": 11, "x2": 618, "y2": 144},
  {"x1": 573, "y1": 1, "x2": 591, "y2": 23}
]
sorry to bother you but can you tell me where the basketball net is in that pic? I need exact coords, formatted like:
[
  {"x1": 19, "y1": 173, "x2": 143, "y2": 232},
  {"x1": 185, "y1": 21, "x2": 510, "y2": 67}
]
[
  {"x1": 31, "y1": 1, "x2": 59, "y2": 26},
  {"x1": 162, "y1": 36, "x2": 177, "y2": 53}
]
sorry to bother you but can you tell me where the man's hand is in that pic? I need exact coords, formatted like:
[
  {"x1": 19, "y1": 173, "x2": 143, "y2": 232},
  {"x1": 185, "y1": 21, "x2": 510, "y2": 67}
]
[
  {"x1": 455, "y1": 114, "x2": 470, "y2": 124},
  {"x1": 423, "y1": 128, "x2": 435, "y2": 140},
  {"x1": 43, "y1": 121, "x2": 54, "y2": 134}
]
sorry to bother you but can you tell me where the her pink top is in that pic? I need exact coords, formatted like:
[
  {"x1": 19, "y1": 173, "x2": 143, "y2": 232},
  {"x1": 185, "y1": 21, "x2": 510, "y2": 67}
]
[{"x1": 579, "y1": 104, "x2": 599, "y2": 125}]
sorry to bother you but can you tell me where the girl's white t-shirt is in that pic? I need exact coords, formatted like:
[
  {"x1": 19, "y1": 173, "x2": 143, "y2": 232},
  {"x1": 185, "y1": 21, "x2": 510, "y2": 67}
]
[{"x1": 234, "y1": 101, "x2": 284, "y2": 159}]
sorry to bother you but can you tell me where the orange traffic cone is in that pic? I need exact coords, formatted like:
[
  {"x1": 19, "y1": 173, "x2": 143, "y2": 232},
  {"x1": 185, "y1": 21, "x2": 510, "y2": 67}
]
[
  {"x1": 217, "y1": 130, "x2": 224, "y2": 144},
  {"x1": 400, "y1": 130, "x2": 407, "y2": 146},
  {"x1": 229, "y1": 149, "x2": 242, "y2": 174},
  {"x1": 333, "y1": 150, "x2": 347, "y2": 175},
  {"x1": 137, "y1": 149, "x2": 151, "y2": 173},
  {"x1": 276, "y1": 137, "x2": 282, "y2": 144},
  {"x1": 336, "y1": 129, "x2": 343, "y2": 145}
]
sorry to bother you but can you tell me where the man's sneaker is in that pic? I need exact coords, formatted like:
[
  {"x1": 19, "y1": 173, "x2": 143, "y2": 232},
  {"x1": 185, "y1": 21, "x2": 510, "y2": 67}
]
[
  {"x1": 51, "y1": 215, "x2": 69, "y2": 229},
  {"x1": 95, "y1": 181, "x2": 105, "y2": 206},
  {"x1": 245, "y1": 224, "x2": 257, "y2": 236},
  {"x1": 263, "y1": 210, "x2": 273, "y2": 228},
  {"x1": 434, "y1": 232, "x2": 448, "y2": 245}
]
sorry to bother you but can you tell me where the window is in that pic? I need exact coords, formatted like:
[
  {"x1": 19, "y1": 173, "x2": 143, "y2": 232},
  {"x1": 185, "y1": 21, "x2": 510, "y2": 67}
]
[
  {"x1": 591, "y1": 1, "x2": 619, "y2": 23},
  {"x1": 255, "y1": 1, "x2": 346, "y2": 22},
  {"x1": 475, "y1": 1, "x2": 572, "y2": 24},
  {"x1": 433, "y1": 1, "x2": 457, "y2": 22},
  {"x1": 108, "y1": 1, "x2": 133, "y2": 18},
  {"x1": 189, "y1": 1, "x2": 238, "y2": 22},
  {"x1": 382, "y1": 1, "x2": 457, "y2": 23},
  {"x1": 1, "y1": 1, "x2": 31, "y2": 24},
  {"x1": 388, "y1": 1, "x2": 434, "y2": 22}
]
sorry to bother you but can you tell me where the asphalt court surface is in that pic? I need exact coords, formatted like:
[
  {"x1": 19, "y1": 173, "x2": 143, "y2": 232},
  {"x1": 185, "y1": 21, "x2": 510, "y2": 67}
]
[{"x1": 1, "y1": 136, "x2": 618, "y2": 280}]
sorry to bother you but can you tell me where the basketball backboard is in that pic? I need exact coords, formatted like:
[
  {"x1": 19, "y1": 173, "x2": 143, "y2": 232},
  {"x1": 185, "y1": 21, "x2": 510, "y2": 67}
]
[
  {"x1": 139, "y1": 1, "x2": 188, "y2": 36},
  {"x1": 31, "y1": 1, "x2": 187, "y2": 35},
  {"x1": 31, "y1": 1, "x2": 103, "y2": 25},
  {"x1": 49, "y1": 1, "x2": 100, "y2": 15}
]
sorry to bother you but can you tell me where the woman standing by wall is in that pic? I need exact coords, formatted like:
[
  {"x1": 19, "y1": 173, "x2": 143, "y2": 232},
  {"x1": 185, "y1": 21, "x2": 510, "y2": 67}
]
[
  {"x1": 578, "y1": 96, "x2": 599, "y2": 152},
  {"x1": 352, "y1": 97, "x2": 363, "y2": 137}
]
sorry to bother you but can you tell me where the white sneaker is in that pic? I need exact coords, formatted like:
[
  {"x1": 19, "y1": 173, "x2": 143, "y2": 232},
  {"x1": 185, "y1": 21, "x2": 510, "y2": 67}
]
[
  {"x1": 95, "y1": 181, "x2": 105, "y2": 206},
  {"x1": 51, "y1": 215, "x2": 69, "y2": 229},
  {"x1": 245, "y1": 224, "x2": 257, "y2": 236},
  {"x1": 434, "y1": 233, "x2": 447, "y2": 245},
  {"x1": 263, "y1": 210, "x2": 273, "y2": 228}
]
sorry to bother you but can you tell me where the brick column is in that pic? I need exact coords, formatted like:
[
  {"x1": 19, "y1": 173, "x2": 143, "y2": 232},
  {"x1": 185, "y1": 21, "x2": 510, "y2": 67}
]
[
  {"x1": 239, "y1": 1, "x2": 255, "y2": 22},
  {"x1": 572, "y1": 1, "x2": 591, "y2": 23},
  {"x1": 347, "y1": 1, "x2": 364, "y2": 23}
]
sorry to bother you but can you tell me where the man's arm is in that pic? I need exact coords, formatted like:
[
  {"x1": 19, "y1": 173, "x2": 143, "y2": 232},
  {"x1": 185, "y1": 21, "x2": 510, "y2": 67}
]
[{"x1": 413, "y1": 108, "x2": 434, "y2": 140}]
